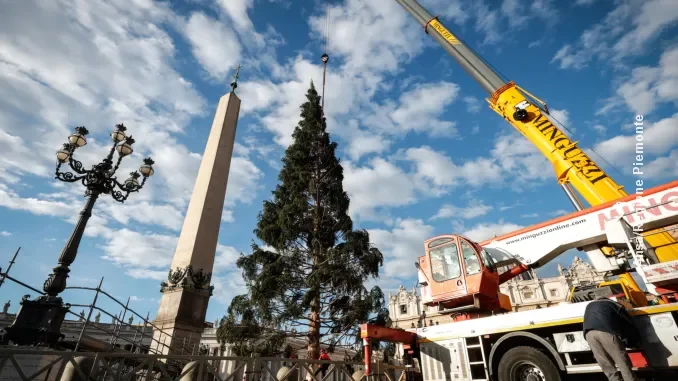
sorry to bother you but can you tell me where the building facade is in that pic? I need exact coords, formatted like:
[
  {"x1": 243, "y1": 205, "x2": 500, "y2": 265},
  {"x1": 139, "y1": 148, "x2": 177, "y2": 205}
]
[
  {"x1": 387, "y1": 256, "x2": 607, "y2": 328},
  {"x1": 499, "y1": 256, "x2": 606, "y2": 311}
]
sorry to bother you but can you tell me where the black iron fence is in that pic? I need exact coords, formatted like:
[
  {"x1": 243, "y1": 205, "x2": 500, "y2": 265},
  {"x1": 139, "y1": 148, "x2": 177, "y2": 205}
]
[{"x1": 0, "y1": 349, "x2": 407, "y2": 381}]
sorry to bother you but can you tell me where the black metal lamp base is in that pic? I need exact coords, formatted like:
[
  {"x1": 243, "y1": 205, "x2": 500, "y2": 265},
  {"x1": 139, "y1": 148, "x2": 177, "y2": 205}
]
[{"x1": 0, "y1": 295, "x2": 69, "y2": 347}]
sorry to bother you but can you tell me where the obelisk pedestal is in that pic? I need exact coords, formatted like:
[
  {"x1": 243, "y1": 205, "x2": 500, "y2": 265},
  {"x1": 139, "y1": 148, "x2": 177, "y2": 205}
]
[{"x1": 152, "y1": 89, "x2": 241, "y2": 355}]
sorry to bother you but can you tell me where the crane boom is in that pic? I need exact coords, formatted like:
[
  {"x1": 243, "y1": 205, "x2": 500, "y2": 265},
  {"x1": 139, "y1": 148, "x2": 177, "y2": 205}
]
[
  {"x1": 480, "y1": 181, "x2": 678, "y2": 273},
  {"x1": 394, "y1": 0, "x2": 678, "y2": 264},
  {"x1": 392, "y1": 0, "x2": 505, "y2": 94}
]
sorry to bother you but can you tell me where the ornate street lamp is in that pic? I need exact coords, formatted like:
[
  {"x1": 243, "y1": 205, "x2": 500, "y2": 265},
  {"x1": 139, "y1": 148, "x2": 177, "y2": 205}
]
[{"x1": 0, "y1": 124, "x2": 154, "y2": 347}]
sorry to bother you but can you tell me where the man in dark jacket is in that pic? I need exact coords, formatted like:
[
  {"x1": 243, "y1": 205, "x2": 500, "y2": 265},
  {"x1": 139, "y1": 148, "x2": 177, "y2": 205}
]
[{"x1": 583, "y1": 297, "x2": 641, "y2": 381}]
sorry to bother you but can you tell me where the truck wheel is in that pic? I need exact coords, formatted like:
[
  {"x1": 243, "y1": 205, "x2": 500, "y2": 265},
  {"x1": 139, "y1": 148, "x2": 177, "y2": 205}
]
[{"x1": 497, "y1": 346, "x2": 561, "y2": 381}]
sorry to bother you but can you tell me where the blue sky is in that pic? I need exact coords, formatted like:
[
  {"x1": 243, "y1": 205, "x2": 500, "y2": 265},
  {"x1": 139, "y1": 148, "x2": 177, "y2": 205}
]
[{"x1": 1, "y1": 0, "x2": 677, "y2": 324}]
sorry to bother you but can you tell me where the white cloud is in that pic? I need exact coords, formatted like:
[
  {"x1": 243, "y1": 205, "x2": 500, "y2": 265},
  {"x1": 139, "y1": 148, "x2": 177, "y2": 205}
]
[
  {"x1": 550, "y1": 209, "x2": 569, "y2": 217},
  {"x1": 463, "y1": 221, "x2": 524, "y2": 241},
  {"x1": 213, "y1": 245, "x2": 241, "y2": 272},
  {"x1": 102, "y1": 201, "x2": 186, "y2": 231},
  {"x1": 368, "y1": 218, "x2": 434, "y2": 279},
  {"x1": 549, "y1": 108, "x2": 572, "y2": 133},
  {"x1": 126, "y1": 269, "x2": 168, "y2": 281},
  {"x1": 224, "y1": 157, "x2": 264, "y2": 207},
  {"x1": 463, "y1": 96, "x2": 482, "y2": 113},
  {"x1": 216, "y1": 0, "x2": 255, "y2": 32},
  {"x1": 592, "y1": 113, "x2": 678, "y2": 172},
  {"x1": 490, "y1": 134, "x2": 552, "y2": 184},
  {"x1": 340, "y1": 120, "x2": 391, "y2": 161},
  {"x1": 211, "y1": 273, "x2": 247, "y2": 305},
  {"x1": 422, "y1": 0, "x2": 469, "y2": 24},
  {"x1": 0, "y1": 231, "x2": 11, "y2": 237},
  {"x1": 612, "y1": 0, "x2": 678, "y2": 59},
  {"x1": 309, "y1": 0, "x2": 424, "y2": 74},
  {"x1": 430, "y1": 200, "x2": 493, "y2": 220},
  {"x1": 404, "y1": 146, "x2": 500, "y2": 190},
  {"x1": 343, "y1": 158, "x2": 418, "y2": 220},
  {"x1": 388, "y1": 82, "x2": 460, "y2": 136},
  {"x1": 183, "y1": 12, "x2": 242, "y2": 81},
  {"x1": 615, "y1": 46, "x2": 678, "y2": 115},
  {"x1": 551, "y1": 45, "x2": 589, "y2": 70},
  {"x1": 552, "y1": 0, "x2": 678, "y2": 69},
  {"x1": 100, "y1": 228, "x2": 177, "y2": 270},
  {"x1": 500, "y1": 204, "x2": 519, "y2": 211},
  {"x1": 473, "y1": 1, "x2": 502, "y2": 45},
  {"x1": 344, "y1": 134, "x2": 552, "y2": 222},
  {"x1": 0, "y1": 127, "x2": 51, "y2": 184},
  {"x1": 500, "y1": 0, "x2": 558, "y2": 28},
  {"x1": 592, "y1": 124, "x2": 607, "y2": 134},
  {"x1": 0, "y1": 186, "x2": 71, "y2": 218},
  {"x1": 645, "y1": 150, "x2": 678, "y2": 179}
]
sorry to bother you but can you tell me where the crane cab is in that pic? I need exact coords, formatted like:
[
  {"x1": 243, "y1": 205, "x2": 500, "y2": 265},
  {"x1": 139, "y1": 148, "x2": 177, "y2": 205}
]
[{"x1": 417, "y1": 234, "x2": 512, "y2": 314}]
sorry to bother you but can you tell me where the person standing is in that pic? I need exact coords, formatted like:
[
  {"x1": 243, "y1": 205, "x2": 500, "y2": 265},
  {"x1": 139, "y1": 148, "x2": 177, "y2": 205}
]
[
  {"x1": 583, "y1": 297, "x2": 641, "y2": 381},
  {"x1": 313, "y1": 349, "x2": 331, "y2": 379}
]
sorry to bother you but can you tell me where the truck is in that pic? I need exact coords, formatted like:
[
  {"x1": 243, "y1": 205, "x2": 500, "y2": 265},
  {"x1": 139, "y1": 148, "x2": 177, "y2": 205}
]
[
  {"x1": 389, "y1": 0, "x2": 678, "y2": 301},
  {"x1": 360, "y1": 180, "x2": 678, "y2": 381}
]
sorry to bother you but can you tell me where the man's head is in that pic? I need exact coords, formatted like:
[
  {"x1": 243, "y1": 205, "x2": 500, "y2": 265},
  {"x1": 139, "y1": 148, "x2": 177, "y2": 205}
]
[{"x1": 596, "y1": 296, "x2": 609, "y2": 301}]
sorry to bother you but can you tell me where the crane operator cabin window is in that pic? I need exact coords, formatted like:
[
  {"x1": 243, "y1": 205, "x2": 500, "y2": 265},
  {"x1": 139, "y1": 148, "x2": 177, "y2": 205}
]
[
  {"x1": 430, "y1": 244, "x2": 461, "y2": 282},
  {"x1": 461, "y1": 241, "x2": 481, "y2": 275}
]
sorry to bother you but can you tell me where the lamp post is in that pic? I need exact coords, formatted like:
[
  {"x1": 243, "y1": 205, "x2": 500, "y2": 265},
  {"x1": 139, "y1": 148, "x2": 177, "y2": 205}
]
[{"x1": 0, "y1": 124, "x2": 154, "y2": 347}]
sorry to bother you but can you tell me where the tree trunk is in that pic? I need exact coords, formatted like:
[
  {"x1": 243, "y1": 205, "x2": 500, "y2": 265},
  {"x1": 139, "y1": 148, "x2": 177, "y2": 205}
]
[
  {"x1": 308, "y1": 144, "x2": 322, "y2": 361},
  {"x1": 308, "y1": 240, "x2": 321, "y2": 360},
  {"x1": 308, "y1": 296, "x2": 321, "y2": 360}
]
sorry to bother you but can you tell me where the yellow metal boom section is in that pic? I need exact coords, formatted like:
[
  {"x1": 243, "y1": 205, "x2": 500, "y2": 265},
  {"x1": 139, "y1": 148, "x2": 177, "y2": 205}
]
[{"x1": 489, "y1": 82, "x2": 678, "y2": 263}]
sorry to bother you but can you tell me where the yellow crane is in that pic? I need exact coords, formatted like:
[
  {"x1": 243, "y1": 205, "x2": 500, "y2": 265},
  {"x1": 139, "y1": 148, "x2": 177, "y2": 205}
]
[{"x1": 393, "y1": 0, "x2": 678, "y2": 293}]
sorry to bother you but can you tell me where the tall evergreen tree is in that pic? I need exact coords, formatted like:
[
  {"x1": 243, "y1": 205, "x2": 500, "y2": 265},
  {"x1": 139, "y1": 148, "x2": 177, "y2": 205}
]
[{"x1": 218, "y1": 82, "x2": 389, "y2": 360}]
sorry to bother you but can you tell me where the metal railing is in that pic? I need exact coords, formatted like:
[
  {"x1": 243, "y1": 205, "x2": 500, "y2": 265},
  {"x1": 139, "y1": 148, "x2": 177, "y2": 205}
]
[
  {"x1": 0, "y1": 248, "x2": 201, "y2": 356},
  {"x1": 0, "y1": 349, "x2": 408, "y2": 381}
]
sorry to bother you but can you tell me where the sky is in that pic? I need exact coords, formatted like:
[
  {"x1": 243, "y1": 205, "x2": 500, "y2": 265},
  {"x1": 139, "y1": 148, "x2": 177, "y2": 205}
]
[{"x1": 0, "y1": 0, "x2": 677, "y2": 325}]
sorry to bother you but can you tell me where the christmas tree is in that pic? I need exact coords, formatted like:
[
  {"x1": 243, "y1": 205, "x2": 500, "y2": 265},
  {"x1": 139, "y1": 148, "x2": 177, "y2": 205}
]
[{"x1": 218, "y1": 82, "x2": 389, "y2": 359}]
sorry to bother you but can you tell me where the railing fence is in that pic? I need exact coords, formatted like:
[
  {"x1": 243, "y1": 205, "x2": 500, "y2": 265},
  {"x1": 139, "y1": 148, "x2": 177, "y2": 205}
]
[{"x1": 0, "y1": 350, "x2": 408, "y2": 381}]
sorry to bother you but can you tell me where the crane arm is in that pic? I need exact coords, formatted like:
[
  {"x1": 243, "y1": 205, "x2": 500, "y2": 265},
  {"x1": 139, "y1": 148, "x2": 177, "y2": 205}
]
[
  {"x1": 360, "y1": 324, "x2": 418, "y2": 344},
  {"x1": 394, "y1": 0, "x2": 678, "y2": 264},
  {"x1": 359, "y1": 324, "x2": 419, "y2": 376},
  {"x1": 479, "y1": 180, "x2": 678, "y2": 277},
  {"x1": 392, "y1": 0, "x2": 505, "y2": 94}
]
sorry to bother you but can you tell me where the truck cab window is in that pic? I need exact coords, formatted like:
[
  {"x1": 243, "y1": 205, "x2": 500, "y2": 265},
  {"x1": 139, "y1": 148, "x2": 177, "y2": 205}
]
[{"x1": 429, "y1": 244, "x2": 461, "y2": 282}]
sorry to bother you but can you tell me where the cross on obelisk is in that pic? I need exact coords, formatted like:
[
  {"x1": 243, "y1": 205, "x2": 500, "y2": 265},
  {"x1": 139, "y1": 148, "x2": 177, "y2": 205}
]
[
  {"x1": 230, "y1": 64, "x2": 242, "y2": 93},
  {"x1": 152, "y1": 65, "x2": 243, "y2": 356}
]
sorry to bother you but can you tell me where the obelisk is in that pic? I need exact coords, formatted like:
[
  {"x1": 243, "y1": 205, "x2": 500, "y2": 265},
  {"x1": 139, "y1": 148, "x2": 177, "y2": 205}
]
[{"x1": 152, "y1": 66, "x2": 243, "y2": 355}]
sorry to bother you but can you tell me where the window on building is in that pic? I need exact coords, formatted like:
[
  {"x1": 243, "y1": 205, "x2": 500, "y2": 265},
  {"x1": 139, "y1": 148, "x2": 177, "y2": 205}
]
[
  {"x1": 400, "y1": 304, "x2": 407, "y2": 314},
  {"x1": 429, "y1": 243, "x2": 461, "y2": 282},
  {"x1": 523, "y1": 290, "x2": 534, "y2": 299},
  {"x1": 461, "y1": 240, "x2": 481, "y2": 275},
  {"x1": 549, "y1": 288, "x2": 559, "y2": 297}
]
